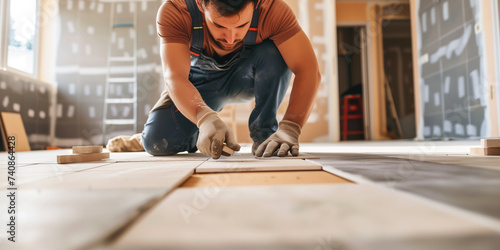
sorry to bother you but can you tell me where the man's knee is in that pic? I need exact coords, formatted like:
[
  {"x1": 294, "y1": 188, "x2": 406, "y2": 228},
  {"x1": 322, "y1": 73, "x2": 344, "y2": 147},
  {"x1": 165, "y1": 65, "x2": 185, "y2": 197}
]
[
  {"x1": 253, "y1": 40, "x2": 290, "y2": 75},
  {"x1": 142, "y1": 132, "x2": 179, "y2": 156}
]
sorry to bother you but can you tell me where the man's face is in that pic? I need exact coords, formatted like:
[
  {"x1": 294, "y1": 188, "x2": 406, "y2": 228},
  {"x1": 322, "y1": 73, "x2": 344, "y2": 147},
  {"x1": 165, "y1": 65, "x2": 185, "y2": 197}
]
[{"x1": 200, "y1": 2, "x2": 255, "y2": 50}]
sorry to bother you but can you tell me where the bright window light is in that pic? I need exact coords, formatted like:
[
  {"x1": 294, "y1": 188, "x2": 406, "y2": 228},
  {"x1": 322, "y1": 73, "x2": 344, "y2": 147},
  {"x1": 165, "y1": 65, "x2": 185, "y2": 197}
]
[{"x1": 7, "y1": 0, "x2": 38, "y2": 75}]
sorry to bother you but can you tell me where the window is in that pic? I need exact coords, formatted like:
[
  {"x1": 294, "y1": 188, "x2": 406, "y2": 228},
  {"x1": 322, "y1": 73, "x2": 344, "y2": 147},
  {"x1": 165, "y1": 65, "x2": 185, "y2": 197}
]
[{"x1": 1, "y1": 0, "x2": 39, "y2": 77}]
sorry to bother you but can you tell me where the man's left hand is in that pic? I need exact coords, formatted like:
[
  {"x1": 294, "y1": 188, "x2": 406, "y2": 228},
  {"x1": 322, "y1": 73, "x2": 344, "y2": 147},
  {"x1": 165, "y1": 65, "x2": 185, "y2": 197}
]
[{"x1": 255, "y1": 120, "x2": 301, "y2": 157}]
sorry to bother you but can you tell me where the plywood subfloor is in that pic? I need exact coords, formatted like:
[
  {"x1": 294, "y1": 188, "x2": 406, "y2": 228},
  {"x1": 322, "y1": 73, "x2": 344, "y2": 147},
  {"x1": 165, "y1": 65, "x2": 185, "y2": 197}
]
[{"x1": 180, "y1": 170, "x2": 352, "y2": 188}]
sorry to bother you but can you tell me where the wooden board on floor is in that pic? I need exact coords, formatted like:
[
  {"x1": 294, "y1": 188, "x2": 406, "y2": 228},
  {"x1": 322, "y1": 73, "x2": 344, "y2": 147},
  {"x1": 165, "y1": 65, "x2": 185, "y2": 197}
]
[
  {"x1": 57, "y1": 152, "x2": 110, "y2": 164},
  {"x1": 208, "y1": 153, "x2": 320, "y2": 162},
  {"x1": 470, "y1": 147, "x2": 500, "y2": 156},
  {"x1": 0, "y1": 162, "x2": 113, "y2": 188},
  {"x1": 112, "y1": 152, "x2": 210, "y2": 162},
  {"x1": 20, "y1": 161, "x2": 202, "y2": 190},
  {"x1": 0, "y1": 112, "x2": 31, "y2": 151},
  {"x1": 113, "y1": 184, "x2": 500, "y2": 249},
  {"x1": 195, "y1": 159, "x2": 322, "y2": 173},
  {"x1": 481, "y1": 138, "x2": 500, "y2": 148},
  {"x1": 0, "y1": 149, "x2": 73, "y2": 165},
  {"x1": 73, "y1": 145, "x2": 103, "y2": 154},
  {"x1": 180, "y1": 170, "x2": 352, "y2": 188},
  {"x1": 2, "y1": 189, "x2": 166, "y2": 250}
]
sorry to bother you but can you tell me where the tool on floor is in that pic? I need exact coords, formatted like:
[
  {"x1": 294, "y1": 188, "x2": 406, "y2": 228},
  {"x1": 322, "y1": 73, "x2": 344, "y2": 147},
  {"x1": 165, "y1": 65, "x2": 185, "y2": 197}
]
[
  {"x1": 57, "y1": 146, "x2": 110, "y2": 164},
  {"x1": 469, "y1": 139, "x2": 500, "y2": 156}
]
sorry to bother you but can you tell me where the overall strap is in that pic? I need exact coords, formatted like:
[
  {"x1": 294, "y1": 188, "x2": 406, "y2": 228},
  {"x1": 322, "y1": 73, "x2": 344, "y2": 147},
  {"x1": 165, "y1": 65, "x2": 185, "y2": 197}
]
[
  {"x1": 243, "y1": 1, "x2": 261, "y2": 46},
  {"x1": 185, "y1": 0, "x2": 204, "y2": 57}
]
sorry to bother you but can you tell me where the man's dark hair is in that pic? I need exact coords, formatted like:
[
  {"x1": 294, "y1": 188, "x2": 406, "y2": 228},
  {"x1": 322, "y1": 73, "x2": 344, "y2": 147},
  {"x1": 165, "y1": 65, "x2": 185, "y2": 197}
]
[{"x1": 200, "y1": 0, "x2": 258, "y2": 17}]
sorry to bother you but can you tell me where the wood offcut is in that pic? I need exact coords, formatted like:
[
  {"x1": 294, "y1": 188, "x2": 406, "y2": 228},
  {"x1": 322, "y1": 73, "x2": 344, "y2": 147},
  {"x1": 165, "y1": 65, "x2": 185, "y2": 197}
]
[{"x1": 57, "y1": 152, "x2": 110, "y2": 164}]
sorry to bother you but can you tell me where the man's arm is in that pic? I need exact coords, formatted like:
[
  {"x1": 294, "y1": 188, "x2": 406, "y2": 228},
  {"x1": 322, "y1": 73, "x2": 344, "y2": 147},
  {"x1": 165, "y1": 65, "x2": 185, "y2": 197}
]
[
  {"x1": 255, "y1": 30, "x2": 320, "y2": 157},
  {"x1": 277, "y1": 30, "x2": 321, "y2": 127},
  {"x1": 160, "y1": 42, "x2": 207, "y2": 123},
  {"x1": 160, "y1": 42, "x2": 240, "y2": 158}
]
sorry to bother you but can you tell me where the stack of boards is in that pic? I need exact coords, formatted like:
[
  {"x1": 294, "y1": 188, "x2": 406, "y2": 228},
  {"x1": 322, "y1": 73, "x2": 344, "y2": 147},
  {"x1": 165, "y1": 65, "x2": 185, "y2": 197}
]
[
  {"x1": 470, "y1": 139, "x2": 500, "y2": 156},
  {"x1": 57, "y1": 146, "x2": 110, "y2": 164}
]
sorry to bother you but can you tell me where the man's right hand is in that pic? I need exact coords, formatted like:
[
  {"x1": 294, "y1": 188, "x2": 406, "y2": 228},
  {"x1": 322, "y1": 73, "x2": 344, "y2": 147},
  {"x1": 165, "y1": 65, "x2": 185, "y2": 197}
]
[{"x1": 196, "y1": 108, "x2": 240, "y2": 159}]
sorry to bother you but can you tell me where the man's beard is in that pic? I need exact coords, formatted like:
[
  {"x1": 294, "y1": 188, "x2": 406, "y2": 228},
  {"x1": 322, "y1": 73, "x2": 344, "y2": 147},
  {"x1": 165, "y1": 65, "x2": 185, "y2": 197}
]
[{"x1": 215, "y1": 39, "x2": 243, "y2": 50}]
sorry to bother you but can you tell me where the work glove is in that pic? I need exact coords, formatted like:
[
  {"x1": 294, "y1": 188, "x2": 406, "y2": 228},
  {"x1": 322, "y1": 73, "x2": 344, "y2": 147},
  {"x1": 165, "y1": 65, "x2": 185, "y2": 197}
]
[
  {"x1": 255, "y1": 120, "x2": 301, "y2": 157},
  {"x1": 197, "y1": 108, "x2": 241, "y2": 159},
  {"x1": 251, "y1": 141, "x2": 262, "y2": 156}
]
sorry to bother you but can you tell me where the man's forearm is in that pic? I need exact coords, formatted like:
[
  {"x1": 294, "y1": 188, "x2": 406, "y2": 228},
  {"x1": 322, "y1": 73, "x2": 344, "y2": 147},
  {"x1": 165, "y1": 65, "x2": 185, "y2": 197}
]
[
  {"x1": 282, "y1": 69, "x2": 321, "y2": 127},
  {"x1": 166, "y1": 74, "x2": 213, "y2": 125}
]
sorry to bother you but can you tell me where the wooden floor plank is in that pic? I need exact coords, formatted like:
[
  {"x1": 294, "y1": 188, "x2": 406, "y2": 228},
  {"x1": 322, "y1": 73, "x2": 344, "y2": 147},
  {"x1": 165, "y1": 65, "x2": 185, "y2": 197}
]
[
  {"x1": 3, "y1": 189, "x2": 166, "y2": 250},
  {"x1": 195, "y1": 159, "x2": 322, "y2": 173},
  {"x1": 0, "y1": 162, "x2": 113, "y2": 188},
  {"x1": 19, "y1": 162, "x2": 202, "y2": 191},
  {"x1": 72, "y1": 145, "x2": 103, "y2": 154},
  {"x1": 113, "y1": 184, "x2": 500, "y2": 249},
  {"x1": 111, "y1": 152, "x2": 209, "y2": 162},
  {"x1": 207, "y1": 153, "x2": 320, "y2": 162}
]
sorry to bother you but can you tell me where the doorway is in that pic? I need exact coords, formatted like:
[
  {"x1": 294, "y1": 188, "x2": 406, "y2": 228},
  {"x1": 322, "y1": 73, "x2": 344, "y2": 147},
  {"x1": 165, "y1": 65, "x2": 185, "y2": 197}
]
[
  {"x1": 337, "y1": 26, "x2": 369, "y2": 140},
  {"x1": 381, "y1": 20, "x2": 416, "y2": 139}
]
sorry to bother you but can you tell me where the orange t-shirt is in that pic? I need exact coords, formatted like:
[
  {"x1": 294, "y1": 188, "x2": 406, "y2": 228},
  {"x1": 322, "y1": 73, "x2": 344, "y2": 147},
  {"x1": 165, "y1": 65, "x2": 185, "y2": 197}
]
[{"x1": 156, "y1": 0, "x2": 301, "y2": 57}]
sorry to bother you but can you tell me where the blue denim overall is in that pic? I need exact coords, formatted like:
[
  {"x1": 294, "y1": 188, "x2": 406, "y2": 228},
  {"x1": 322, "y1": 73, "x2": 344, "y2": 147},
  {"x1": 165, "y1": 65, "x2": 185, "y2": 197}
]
[{"x1": 142, "y1": 0, "x2": 292, "y2": 155}]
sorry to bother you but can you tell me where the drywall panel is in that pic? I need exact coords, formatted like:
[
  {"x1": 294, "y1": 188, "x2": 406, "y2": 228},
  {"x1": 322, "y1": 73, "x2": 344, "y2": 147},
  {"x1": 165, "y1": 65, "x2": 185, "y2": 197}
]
[
  {"x1": 54, "y1": 0, "x2": 163, "y2": 146},
  {"x1": 416, "y1": 0, "x2": 490, "y2": 139},
  {"x1": 0, "y1": 72, "x2": 52, "y2": 150}
]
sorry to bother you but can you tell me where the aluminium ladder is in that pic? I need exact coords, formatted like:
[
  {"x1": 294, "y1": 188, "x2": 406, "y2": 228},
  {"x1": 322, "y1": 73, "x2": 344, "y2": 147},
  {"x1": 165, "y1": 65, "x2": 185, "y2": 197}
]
[{"x1": 102, "y1": 2, "x2": 138, "y2": 143}]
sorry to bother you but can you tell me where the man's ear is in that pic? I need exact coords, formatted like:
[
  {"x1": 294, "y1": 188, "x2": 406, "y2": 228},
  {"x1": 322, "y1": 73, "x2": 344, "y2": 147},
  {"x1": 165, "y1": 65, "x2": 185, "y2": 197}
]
[{"x1": 196, "y1": 0, "x2": 204, "y2": 13}]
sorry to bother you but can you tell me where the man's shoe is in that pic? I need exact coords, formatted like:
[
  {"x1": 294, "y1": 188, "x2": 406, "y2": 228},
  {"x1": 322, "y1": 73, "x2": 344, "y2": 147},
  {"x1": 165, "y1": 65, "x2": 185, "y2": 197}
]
[{"x1": 106, "y1": 133, "x2": 144, "y2": 152}]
